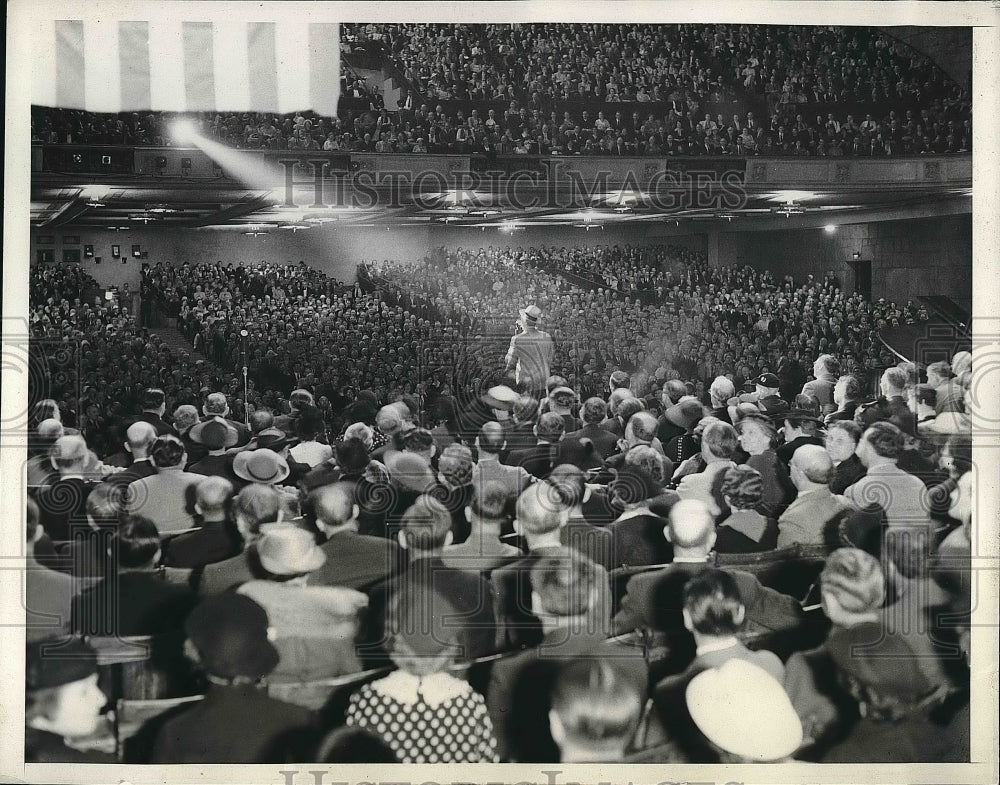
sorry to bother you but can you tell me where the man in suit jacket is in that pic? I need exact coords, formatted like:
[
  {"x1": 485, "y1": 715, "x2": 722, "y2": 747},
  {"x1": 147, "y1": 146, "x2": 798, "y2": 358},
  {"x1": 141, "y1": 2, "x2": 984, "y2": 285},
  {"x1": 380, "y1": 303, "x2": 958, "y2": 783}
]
[
  {"x1": 161, "y1": 476, "x2": 243, "y2": 569},
  {"x1": 801, "y1": 354, "x2": 840, "y2": 416},
  {"x1": 471, "y1": 422, "x2": 534, "y2": 504},
  {"x1": 307, "y1": 482, "x2": 403, "y2": 591},
  {"x1": 127, "y1": 436, "x2": 203, "y2": 535},
  {"x1": 855, "y1": 367, "x2": 917, "y2": 436},
  {"x1": 487, "y1": 550, "x2": 644, "y2": 762},
  {"x1": 613, "y1": 499, "x2": 803, "y2": 639},
  {"x1": 604, "y1": 412, "x2": 667, "y2": 472},
  {"x1": 101, "y1": 422, "x2": 159, "y2": 489},
  {"x1": 196, "y1": 484, "x2": 288, "y2": 594},
  {"x1": 361, "y1": 495, "x2": 497, "y2": 667},
  {"x1": 564, "y1": 397, "x2": 619, "y2": 459},
  {"x1": 606, "y1": 467, "x2": 673, "y2": 570},
  {"x1": 150, "y1": 594, "x2": 313, "y2": 763},
  {"x1": 825, "y1": 421, "x2": 867, "y2": 495},
  {"x1": 845, "y1": 422, "x2": 931, "y2": 531},
  {"x1": 71, "y1": 516, "x2": 195, "y2": 638},
  {"x1": 133, "y1": 388, "x2": 178, "y2": 437},
  {"x1": 505, "y1": 412, "x2": 568, "y2": 480},
  {"x1": 675, "y1": 421, "x2": 739, "y2": 519},
  {"x1": 36, "y1": 435, "x2": 98, "y2": 543},
  {"x1": 25, "y1": 499, "x2": 76, "y2": 642},
  {"x1": 777, "y1": 445, "x2": 852, "y2": 548},
  {"x1": 501, "y1": 396, "x2": 539, "y2": 453},
  {"x1": 172, "y1": 405, "x2": 208, "y2": 468},
  {"x1": 547, "y1": 465, "x2": 615, "y2": 571},
  {"x1": 442, "y1": 479, "x2": 521, "y2": 574}
]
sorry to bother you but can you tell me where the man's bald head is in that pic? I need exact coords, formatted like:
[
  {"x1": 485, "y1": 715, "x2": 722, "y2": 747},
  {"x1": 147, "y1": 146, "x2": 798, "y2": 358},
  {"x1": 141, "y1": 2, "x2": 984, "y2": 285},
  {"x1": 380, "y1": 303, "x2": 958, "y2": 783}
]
[
  {"x1": 310, "y1": 482, "x2": 356, "y2": 530},
  {"x1": 515, "y1": 481, "x2": 568, "y2": 537},
  {"x1": 50, "y1": 435, "x2": 89, "y2": 472},
  {"x1": 478, "y1": 421, "x2": 506, "y2": 455},
  {"x1": 667, "y1": 499, "x2": 715, "y2": 553},
  {"x1": 126, "y1": 421, "x2": 158, "y2": 456},
  {"x1": 195, "y1": 476, "x2": 234, "y2": 519},
  {"x1": 790, "y1": 444, "x2": 833, "y2": 485}
]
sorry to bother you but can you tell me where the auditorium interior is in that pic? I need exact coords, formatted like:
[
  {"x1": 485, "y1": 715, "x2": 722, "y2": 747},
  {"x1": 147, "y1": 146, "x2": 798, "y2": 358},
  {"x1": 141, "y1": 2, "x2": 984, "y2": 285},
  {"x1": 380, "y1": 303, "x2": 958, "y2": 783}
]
[{"x1": 17, "y1": 22, "x2": 986, "y2": 767}]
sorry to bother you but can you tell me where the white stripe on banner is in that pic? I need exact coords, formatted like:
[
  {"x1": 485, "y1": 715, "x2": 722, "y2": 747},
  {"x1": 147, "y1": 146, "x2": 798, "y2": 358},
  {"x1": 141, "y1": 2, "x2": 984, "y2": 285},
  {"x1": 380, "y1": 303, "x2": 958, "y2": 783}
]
[
  {"x1": 274, "y1": 20, "x2": 310, "y2": 115},
  {"x1": 247, "y1": 22, "x2": 279, "y2": 113},
  {"x1": 119, "y1": 21, "x2": 152, "y2": 112},
  {"x1": 183, "y1": 21, "x2": 215, "y2": 112},
  {"x1": 55, "y1": 20, "x2": 85, "y2": 110},
  {"x1": 213, "y1": 19, "x2": 250, "y2": 112},
  {"x1": 32, "y1": 16, "x2": 58, "y2": 107},
  {"x1": 308, "y1": 23, "x2": 339, "y2": 117},
  {"x1": 147, "y1": 17, "x2": 185, "y2": 111},
  {"x1": 84, "y1": 18, "x2": 121, "y2": 113}
]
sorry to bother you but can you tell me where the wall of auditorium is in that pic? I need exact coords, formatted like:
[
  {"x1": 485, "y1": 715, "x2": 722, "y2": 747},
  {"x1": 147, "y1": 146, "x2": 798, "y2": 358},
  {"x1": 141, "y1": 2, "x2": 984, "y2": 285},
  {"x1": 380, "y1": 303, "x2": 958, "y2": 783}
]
[
  {"x1": 719, "y1": 214, "x2": 972, "y2": 307},
  {"x1": 29, "y1": 226, "x2": 435, "y2": 289}
]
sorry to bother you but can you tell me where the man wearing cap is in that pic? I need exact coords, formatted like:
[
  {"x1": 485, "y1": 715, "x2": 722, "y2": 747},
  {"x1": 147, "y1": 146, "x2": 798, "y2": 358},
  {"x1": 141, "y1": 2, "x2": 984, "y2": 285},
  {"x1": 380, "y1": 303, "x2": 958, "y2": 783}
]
[
  {"x1": 25, "y1": 637, "x2": 113, "y2": 762},
  {"x1": 505, "y1": 305, "x2": 555, "y2": 397},
  {"x1": 150, "y1": 594, "x2": 314, "y2": 763},
  {"x1": 742, "y1": 372, "x2": 783, "y2": 410}
]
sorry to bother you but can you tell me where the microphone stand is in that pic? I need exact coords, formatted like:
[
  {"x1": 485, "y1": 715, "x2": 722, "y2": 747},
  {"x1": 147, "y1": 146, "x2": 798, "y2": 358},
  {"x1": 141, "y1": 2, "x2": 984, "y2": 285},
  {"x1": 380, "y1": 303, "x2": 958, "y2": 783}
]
[{"x1": 240, "y1": 330, "x2": 250, "y2": 426}]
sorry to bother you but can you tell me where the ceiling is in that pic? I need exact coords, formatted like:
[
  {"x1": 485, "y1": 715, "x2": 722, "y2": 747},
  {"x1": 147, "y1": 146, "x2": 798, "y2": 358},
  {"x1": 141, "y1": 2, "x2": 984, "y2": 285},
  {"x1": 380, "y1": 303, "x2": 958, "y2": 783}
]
[{"x1": 30, "y1": 177, "x2": 972, "y2": 235}]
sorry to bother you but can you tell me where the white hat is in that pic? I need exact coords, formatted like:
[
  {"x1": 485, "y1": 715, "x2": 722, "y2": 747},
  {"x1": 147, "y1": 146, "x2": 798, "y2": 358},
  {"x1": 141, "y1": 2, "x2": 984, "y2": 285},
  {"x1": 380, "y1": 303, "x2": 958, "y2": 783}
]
[{"x1": 686, "y1": 659, "x2": 802, "y2": 762}]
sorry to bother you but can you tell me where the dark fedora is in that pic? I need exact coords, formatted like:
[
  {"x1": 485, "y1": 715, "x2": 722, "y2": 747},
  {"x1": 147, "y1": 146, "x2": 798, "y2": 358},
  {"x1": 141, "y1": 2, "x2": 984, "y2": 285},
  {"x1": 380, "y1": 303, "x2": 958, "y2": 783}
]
[
  {"x1": 665, "y1": 399, "x2": 705, "y2": 430},
  {"x1": 189, "y1": 419, "x2": 239, "y2": 449}
]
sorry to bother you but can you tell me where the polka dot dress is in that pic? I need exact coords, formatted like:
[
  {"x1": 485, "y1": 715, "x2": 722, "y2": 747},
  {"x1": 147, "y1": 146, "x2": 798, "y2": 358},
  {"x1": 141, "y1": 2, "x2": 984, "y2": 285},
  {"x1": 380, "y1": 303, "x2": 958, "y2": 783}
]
[{"x1": 346, "y1": 672, "x2": 500, "y2": 763}]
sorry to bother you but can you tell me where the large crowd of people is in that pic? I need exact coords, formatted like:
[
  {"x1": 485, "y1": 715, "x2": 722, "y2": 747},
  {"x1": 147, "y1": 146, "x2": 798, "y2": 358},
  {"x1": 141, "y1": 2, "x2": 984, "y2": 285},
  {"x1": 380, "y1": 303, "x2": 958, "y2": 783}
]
[
  {"x1": 31, "y1": 24, "x2": 970, "y2": 157},
  {"x1": 24, "y1": 240, "x2": 973, "y2": 764}
]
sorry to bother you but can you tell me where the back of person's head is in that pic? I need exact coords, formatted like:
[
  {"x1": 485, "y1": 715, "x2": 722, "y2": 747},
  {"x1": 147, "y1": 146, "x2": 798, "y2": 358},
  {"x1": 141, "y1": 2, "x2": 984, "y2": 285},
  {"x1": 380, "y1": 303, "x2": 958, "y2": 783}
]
[
  {"x1": 375, "y1": 405, "x2": 403, "y2": 436},
  {"x1": 400, "y1": 494, "x2": 452, "y2": 551},
  {"x1": 469, "y1": 480, "x2": 508, "y2": 523},
  {"x1": 35, "y1": 418, "x2": 64, "y2": 445},
  {"x1": 863, "y1": 421, "x2": 904, "y2": 460},
  {"x1": 881, "y1": 366, "x2": 908, "y2": 395},
  {"x1": 516, "y1": 481, "x2": 568, "y2": 536},
  {"x1": 115, "y1": 514, "x2": 161, "y2": 568},
  {"x1": 195, "y1": 476, "x2": 234, "y2": 517},
  {"x1": 248, "y1": 408, "x2": 274, "y2": 434},
  {"x1": 581, "y1": 397, "x2": 607, "y2": 425},
  {"x1": 815, "y1": 354, "x2": 840, "y2": 377},
  {"x1": 626, "y1": 411, "x2": 658, "y2": 443},
  {"x1": 125, "y1": 421, "x2": 157, "y2": 454},
  {"x1": 536, "y1": 411, "x2": 566, "y2": 442},
  {"x1": 821, "y1": 547, "x2": 885, "y2": 615},
  {"x1": 438, "y1": 444, "x2": 474, "y2": 487},
  {"x1": 664, "y1": 379, "x2": 687, "y2": 404},
  {"x1": 172, "y1": 404, "x2": 199, "y2": 431},
  {"x1": 531, "y1": 549, "x2": 601, "y2": 618},
  {"x1": 548, "y1": 463, "x2": 586, "y2": 508},
  {"x1": 616, "y1": 397, "x2": 645, "y2": 425},
  {"x1": 386, "y1": 584, "x2": 461, "y2": 676},
  {"x1": 50, "y1": 435, "x2": 88, "y2": 472},
  {"x1": 513, "y1": 395, "x2": 539, "y2": 422},
  {"x1": 316, "y1": 727, "x2": 398, "y2": 763},
  {"x1": 701, "y1": 421, "x2": 738, "y2": 460},
  {"x1": 607, "y1": 387, "x2": 634, "y2": 416},
  {"x1": 951, "y1": 350, "x2": 972, "y2": 377},
  {"x1": 295, "y1": 405, "x2": 325, "y2": 440},
  {"x1": 289, "y1": 388, "x2": 314, "y2": 411},
  {"x1": 477, "y1": 421, "x2": 506, "y2": 455},
  {"x1": 547, "y1": 375, "x2": 569, "y2": 395},
  {"x1": 31, "y1": 399, "x2": 60, "y2": 425},
  {"x1": 836, "y1": 374, "x2": 861, "y2": 401},
  {"x1": 150, "y1": 435, "x2": 186, "y2": 469},
  {"x1": 927, "y1": 360, "x2": 951, "y2": 381},
  {"x1": 790, "y1": 444, "x2": 833, "y2": 484},
  {"x1": 720, "y1": 465, "x2": 763, "y2": 510},
  {"x1": 309, "y1": 482, "x2": 355, "y2": 529},
  {"x1": 609, "y1": 370, "x2": 631, "y2": 391},
  {"x1": 233, "y1": 484, "x2": 282, "y2": 536},
  {"x1": 86, "y1": 484, "x2": 122, "y2": 528},
  {"x1": 343, "y1": 422, "x2": 374, "y2": 449},
  {"x1": 402, "y1": 427, "x2": 435, "y2": 456},
  {"x1": 549, "y1": 660, "x2": 642, "y2": 761},
  {"x1": 668, "y1": 499, "x2": 715, "y2": 553},
  {"x1": 709, "y1": 376, "x2": 735, "y2": 404},
  {"x1": 683, "y1": 569, "x2": 746, "y2": 636},
  {"x1": 622, "y1": 445, "x2": 668, "y2": 485},
  {"x1": 141, "y1": 388, "x2": 166, "y2": 411}
]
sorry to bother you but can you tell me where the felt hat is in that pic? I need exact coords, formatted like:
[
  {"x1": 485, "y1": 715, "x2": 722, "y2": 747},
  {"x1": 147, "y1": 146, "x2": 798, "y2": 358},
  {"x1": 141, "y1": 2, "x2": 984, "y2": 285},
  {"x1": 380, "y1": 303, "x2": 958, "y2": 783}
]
[
  {"x1": 827, "y1": 621, "x2": 936, "y2": 702},
  {"x1": 189, "y1": 419, "x2": 239, "y2": 449},
  {"x1": 519, "y1": 304, "x2": 543, "y2": 323},
  {"x1": 756, "y1": 373, "x2": 780, "y2": 388},
  {"x1": 665, "y1": 399, "x2": 704, "y2": 430},
  {"x1": 233, "y1": 448, "x2": 290, "y2": 484},
  {"x1": 256, "y1": 524, "x2": 326, "y2": 576},
  {"x1": 686, "y1": 659, "x2": 803, "y2": 761}
]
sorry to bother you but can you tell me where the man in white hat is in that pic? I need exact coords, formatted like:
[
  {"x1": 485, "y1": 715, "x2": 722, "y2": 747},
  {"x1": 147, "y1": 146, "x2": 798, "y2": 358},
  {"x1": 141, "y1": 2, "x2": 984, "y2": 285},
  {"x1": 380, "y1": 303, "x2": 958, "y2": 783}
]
[{"x1": 505, "y1": 304, "x2": 554, "y2": 397}]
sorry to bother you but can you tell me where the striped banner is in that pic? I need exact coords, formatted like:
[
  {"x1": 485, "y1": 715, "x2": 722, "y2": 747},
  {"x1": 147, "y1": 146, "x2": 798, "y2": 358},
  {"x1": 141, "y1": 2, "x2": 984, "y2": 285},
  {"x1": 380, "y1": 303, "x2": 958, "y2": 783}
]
[{"x1": 33, "y1": 17, "x2": 340, "y2": 115}]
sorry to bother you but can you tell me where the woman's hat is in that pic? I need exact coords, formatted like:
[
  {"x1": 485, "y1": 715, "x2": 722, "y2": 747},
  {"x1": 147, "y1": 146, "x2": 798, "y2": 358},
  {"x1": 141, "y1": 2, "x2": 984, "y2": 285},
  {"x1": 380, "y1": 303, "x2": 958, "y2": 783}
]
[
  {"x1": 233, "y1": 448, "x2": 290, "y2": 484},
  {"x1": 189, "y1": 419, "x2": 239, "y2": 449},
  {"x1": 665, "y1": 399, "x2": 704, "y2": 430},
  {"x1": 185, "y1": 594, "x2": 279, "y2": 680},
  {"x1": 256, "y1": 524, "x2": 327, "y2": 576},
  {"x1": 482, "y1": 385, "x2": 519, "y2": 411}
]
